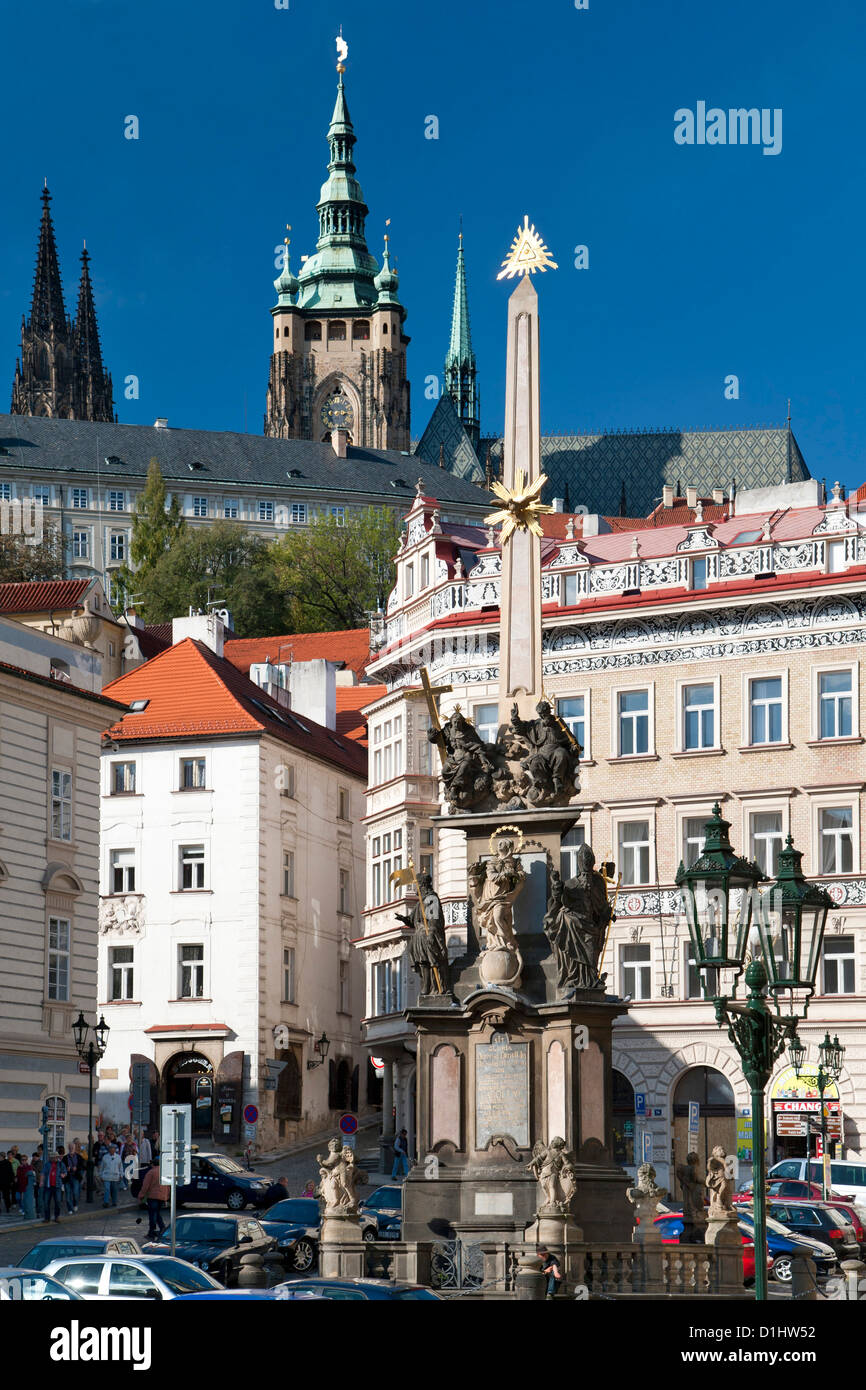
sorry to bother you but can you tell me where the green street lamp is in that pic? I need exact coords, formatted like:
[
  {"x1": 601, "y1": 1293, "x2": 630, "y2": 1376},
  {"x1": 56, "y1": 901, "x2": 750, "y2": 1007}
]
[
  {"x1": 793, "y1": 1031, "x2": 845, "y2": 1200},
  {"x1": 72, "y1": 1011, "x2": 111, "y2": 1204},
  {"x1": 677, "y1": 812, "x2": 830, "y2": 1303}
]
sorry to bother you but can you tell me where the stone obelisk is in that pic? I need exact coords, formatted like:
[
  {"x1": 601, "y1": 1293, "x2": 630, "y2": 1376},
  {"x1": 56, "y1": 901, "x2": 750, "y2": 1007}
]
[{"x1": 498, "y1": 275, "x2": 544, "y2": 729}]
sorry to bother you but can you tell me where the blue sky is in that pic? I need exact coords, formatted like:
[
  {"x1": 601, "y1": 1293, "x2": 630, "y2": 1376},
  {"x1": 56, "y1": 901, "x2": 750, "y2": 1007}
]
[{"x1": 3, "y1": 0, "x2": 865, "y2": 492}]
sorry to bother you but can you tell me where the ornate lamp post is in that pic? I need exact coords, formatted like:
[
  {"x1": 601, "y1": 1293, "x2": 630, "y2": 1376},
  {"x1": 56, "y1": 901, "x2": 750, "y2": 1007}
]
[
  {"x1": 72, "y1": 1011, "x2": 110, "y2": 1203},
  {"x1": 676, "y1": 813, "x2": 831, "y2": 1302},
  {"x1": 794, "y1": 1031, "x2": 845, "y2": 1199}
]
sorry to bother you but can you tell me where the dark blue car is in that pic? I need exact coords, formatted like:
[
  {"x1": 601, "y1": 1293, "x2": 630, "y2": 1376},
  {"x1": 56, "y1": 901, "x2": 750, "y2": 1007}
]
[
  {"x1": 656, "y1": 1208, "x2": 836, "y2": 1284},
  {"x1": 133, "y1": 1152, "x2": 272, "y2": 1210},
  {"x1": 259, "y1": 1198, "x2": 378, "y2": 1273},
  {"x1": 359, "y1": 1185, "x2": 403, "y2": 1240},
  {"x1": 282, "y1": 1277, "x2": 441, "y2": 1301}
]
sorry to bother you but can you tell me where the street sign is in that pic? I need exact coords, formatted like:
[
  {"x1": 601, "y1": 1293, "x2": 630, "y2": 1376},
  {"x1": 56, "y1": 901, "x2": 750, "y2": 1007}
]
[
  {"x1": 635, "y1": 1093, "x2": 646, "y2": 1117},
  {"x1": 159, "y1": 1104, "x2": 192, "y2": 1186},
  {"x1": 264, "y1": 1078, "x2": 277, "y2": 1091},
  {"x1": 78, "y1": 1061, "x2": 91, "y2": 1075},
  {"x1": 131, "y1": 1061, "x2": 152, "y2": 1127},
  {"x1": 687, "y1": 1101, "x2": 700, "y2": 1150},
  {"x1": 243, "y1": 1124, "x2": 257, "y2": 1142},
  {"x1": 641, "y1": 1130, "x2": 653, "y2": 1164},
  {"x1": 339, "y1": 1114, "x2": 358, "y2": 1136},
  {"x1": 243, "y1": 1103, "x2": 259, "y2": 1125}
]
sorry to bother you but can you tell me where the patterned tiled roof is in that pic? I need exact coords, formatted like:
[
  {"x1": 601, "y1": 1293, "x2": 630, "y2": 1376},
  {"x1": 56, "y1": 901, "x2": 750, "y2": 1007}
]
[
  {"x1": 224, "y1": 628, "x2": 371, "y2": 680},
  {"x1": 336, "y1": 684, "x2": 386, "y2": 744},
  {"x1": 0, "y1": 578, "x2": 92, "y2": 613},
  {"x1": 414, "y1": 394, "x2": 484, "y2": 482}
]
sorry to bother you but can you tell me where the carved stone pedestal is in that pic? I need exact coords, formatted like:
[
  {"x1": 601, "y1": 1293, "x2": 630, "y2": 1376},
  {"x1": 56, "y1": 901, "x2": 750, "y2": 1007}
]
[
  {"x1": 319, "y1": 1213, "x2": 366, "y2": 1280},
  {"x1": 705, "y1": 1214, "x2": 743, "y2": 1296}
]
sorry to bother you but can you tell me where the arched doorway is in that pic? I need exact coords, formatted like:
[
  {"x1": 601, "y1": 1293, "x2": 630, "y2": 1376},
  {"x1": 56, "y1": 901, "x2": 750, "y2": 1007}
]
[
  {"x1": 612, "y1": 1069, "x2": 636, "y2": 1168},
  {"x1": 163, "y1": 1052, "x2": 214, "y2": 1138},
  {"x1": 672, "y1": 1066, "x2": 736, "y2": 1199},
  {"x1": 275, "y1": 1051, "x2": 302, "y2": 1123}
]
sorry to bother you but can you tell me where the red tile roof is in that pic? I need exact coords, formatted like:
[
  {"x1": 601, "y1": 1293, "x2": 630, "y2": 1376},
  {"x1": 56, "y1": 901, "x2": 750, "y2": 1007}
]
[
  {"x1": 102, "y1": 638, "x2": 367, "y2": 777},
  {"x1": 0, "y1": 578, "x2": 92, "y2": 613},
  {"x1": 224, "y1": 628, "x2": 371, "y2": 681},
  {"x1": 336, "y1": 684, "x2": 387, "y2": 744}
]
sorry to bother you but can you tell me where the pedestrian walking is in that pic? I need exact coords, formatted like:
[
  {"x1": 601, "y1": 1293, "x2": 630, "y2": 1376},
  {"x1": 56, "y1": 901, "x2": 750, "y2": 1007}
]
[
  {"x1": 121, "y1": 1141, "x2": 138, "y2": 1190},
  {"x1": 32, "y1": 1149, "x2": 43, "y2": 1218},
  {"x1": 65, "y1": 1144, "x2": 83, "y2": 1212},
  {"x1": 262, "y1": 1175, "x2": 290, "y2": 1208},
  {"x1": 538, "y1": 1248, "x2": 562, "y2": 1299},
  {"x1": 138, "y1": 1132, "x2": 152, "y2": 1167},
  {"x1": 0, "y1": 1152, "x2": 14, "y2": 1213},
  {"x1": 41, "y1": 1152, "x2": 64, "y2": 1223},
  {"x1": 99, "y1": 1144, "x2": 123, "y2": 1207},
  {"x1": 391, "y1": 1128, "x2": 410, "y2": 1179},
  {"x1": 138, "y1": 1163, "x2": 169, "y2": 1240},
  {"x1": 16, "y1": 1157, "x2": 36, "y2": 1220}
]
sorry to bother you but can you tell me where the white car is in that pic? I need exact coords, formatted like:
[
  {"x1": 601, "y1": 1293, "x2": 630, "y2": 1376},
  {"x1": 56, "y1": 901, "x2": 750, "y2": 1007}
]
[
  {"x1": 43, "y1": 1253, "x2": 223, "y2": 1301},
  {"x1": 0, "y1": 1265, "x2": 82, "y2": 1301}
]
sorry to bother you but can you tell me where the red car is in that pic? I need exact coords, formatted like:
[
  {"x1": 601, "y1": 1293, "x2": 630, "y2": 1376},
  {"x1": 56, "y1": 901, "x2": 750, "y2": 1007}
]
[
  {"x1": 733, "y1": 1178, "x2": 855, "y2": 1206},
  {"x1": 653, "y1": 1212, "x2": 772, "y2": 1284}
]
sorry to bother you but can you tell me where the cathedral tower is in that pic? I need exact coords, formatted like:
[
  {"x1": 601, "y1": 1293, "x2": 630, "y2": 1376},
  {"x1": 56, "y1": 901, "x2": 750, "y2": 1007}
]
[
  {"x1": 11, "y1": 186, "x2": 114, "y2": 422},
  {"x1": 444, "y1": 230, "x2": 479, "y2": 449},
  {"x1": 264, "y1": 62, "x2": 410, "y2": 448}
]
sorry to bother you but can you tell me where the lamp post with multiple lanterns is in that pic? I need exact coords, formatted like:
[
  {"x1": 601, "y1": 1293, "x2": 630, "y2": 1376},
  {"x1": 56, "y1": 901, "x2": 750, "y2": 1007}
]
[
  {"x1": 72, "y1": 1011, "x2": 110, "y2": 1204},
  {"x1": 676, "y1": 808, "x2": 832, "y2": 1302}
]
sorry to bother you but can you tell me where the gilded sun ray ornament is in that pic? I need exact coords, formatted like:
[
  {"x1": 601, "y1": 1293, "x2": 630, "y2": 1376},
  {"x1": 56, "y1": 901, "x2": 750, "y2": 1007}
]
[
  {"x1": 497, "y1": 215, "x2": 558, "y2": 280},
  {"x1": 485, "y1": 469, "x2": 554, "y2": 542}
]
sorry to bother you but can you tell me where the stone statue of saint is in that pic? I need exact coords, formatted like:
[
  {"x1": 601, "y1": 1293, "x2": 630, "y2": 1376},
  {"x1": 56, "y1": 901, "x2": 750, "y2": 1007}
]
[
  {"x1": 396, "y1": 872, "x2": 450, "y2": 996},
  {"x1": 316, "y1": 1138, "x2": 367, "y2": 1215},
  {"x1": 527, "y1": 1136, "x2": 578, "y2": 1213},
  {"x1": 431, "y1": 708, "x2": 497, "y2": 813},
  {"x1": 626, "y1": 1163, "x2": 668, "y2": 1230},
  {"x1": 705, "y1": 1146, "x2": 734, "y2": 1219},
  {"x1": 508, "y1": 700, "x2": 580, "y2": 806},
  {"x1": 543, "y1": 844, "x2": 612, "y2": 995},
  {"x1": 677, "y1": 1151, "x2": 707, "y2": 1242},
  {"x1": 468, "y1": 836, "x2": 526, "y2": 952}
]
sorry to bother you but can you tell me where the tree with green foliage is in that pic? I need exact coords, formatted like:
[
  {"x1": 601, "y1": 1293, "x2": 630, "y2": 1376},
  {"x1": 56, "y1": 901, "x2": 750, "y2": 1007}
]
[
  {"x1": 134, "y1": 520, "x2": 288, "y2": 636},
  {"x1": 272, "y1": 506, "x2": 402, "y2": 631},
  {"x1": 0, "y1": 522, "x2": 65, "y2": 582},
  {"x1": 116, "y1": 458, "x2": 185, "y2": 605}
]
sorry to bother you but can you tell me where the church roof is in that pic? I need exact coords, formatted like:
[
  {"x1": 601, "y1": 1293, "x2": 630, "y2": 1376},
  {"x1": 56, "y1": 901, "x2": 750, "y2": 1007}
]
[
  {"x1": 446, "y1": 234, "x2": 474, "y2": 371},
  {"x1": 0, "y1": 413, "x2": 489, "y2": 509},
  {"x1": 414, "y1": 394, "x2": 484, "y2": 482}
]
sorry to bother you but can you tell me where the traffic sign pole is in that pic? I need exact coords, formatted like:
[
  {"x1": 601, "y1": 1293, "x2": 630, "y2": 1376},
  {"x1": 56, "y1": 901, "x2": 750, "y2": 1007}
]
[{"x1": 170, "y1": 1108, "x2": 178, "y2": 1258}]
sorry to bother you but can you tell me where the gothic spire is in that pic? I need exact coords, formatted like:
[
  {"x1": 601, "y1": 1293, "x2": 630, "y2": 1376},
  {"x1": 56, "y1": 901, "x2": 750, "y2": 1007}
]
[
  {"x1": 72, "y1": 243, "x2": 114, "y2": 422},
  {"x1": 29, "y1": 184, "x2": 69, "y2": 339},
  {"x1": 443, "y1": 230, "x2": 480, "y2": 450}
]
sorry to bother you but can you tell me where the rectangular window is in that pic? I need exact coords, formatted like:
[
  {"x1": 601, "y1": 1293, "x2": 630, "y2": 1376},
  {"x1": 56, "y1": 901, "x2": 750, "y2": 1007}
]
[
  {"x1": 405, "y1": 563, "x2": 414, "y2": 599},
  {"x1": 371, "y1": 831, "x2": 402, "y2": 907},
  {"x1": 280, "y1": 764, "x2": 296, "y2": 798},
  {"x1": 822, "y1": 935, "x2": 855, "y2": 995},
  {"x1": 109, "y1": 945, "x2": 134, "y2": 1001},
  {"x1": 178, "y1": 944, "x2": 204, "y2": 998},
  {"x1": 223, "y1": 498, "x2": 239, "y2": 519},
  {"x1": 109, "y1": 531, "x2": 126, "y2": 562},
  {"x1": 283, "y1": 850, "x2": 295, "y2": 897},
  {"x1": 0, "y1": 482, "x2": 10, "y2": 500},
  {"x1": 420, "y1": 853, "x2": 434, "y2": 879},
  {"x1": 474, "y1": 703, "x2": 499, "y2": 745},
  {"x1": 618, "y1": 690, "x2": 649, "y2": 756},
  {"x1": 282, "y1": 946, "x2": 296, "y2": 1003},
  {"x1": 373, "y1": 959, "x2": 403, "y2": 1015},
  {"x1": 111, "y1": 761, "x2": 136, "y2": 794},
  {"x1": 819, "y1": 806, "x2": 854, "y2": 874},
  {"x1": 48, "y1": 917, "x2": 70, "y2": 1001},
  {"x1": 621, "y1": 944, "x2": 652, "y2": 1000},
  {"x1": 339, "y1": 959, "x2": 350, "y2": 1013},
  {"x1": 557, "y1": 696, "x2": 586, "y2": 757},
  {"x1": 290, "y1": 502, "x2": 307, "y2": 524},
  {"x1": 330, "y1": 506, "x2": 345, "y2": 525},
  {"x1": 33, "y1": 484, "x2": 50, "y2": 506},
  {"x1": 338, "y1": 787, "x2": 349, "y2": 820},
  {"x1": 258, "y1": 500, "x2": 274, "y2": 522},
  {"x1": 819, "y1": 670, "x2": 853, "y2": 739},
  {"x1": 750, "y1": 676, "x2": 783, "y2": 744},
  {"x1": 179, "y1": 844, "x2": 205, "y2": 890},
  {"x1": 750, "y1": 811, "x2": 784, "y2": 876},
  {"x1": 180, "y1": 757, "x2": 207, "y2": 790},
  {"x1": 72, "y1": 530, "x2": 89, "y2": 559},
  {"x1": 562, "y1": 572, "x2": 579, "y2": 605},
  {"x1": 192, "y1": 496, "x2": 208, "y2": 518},
  {"x1": 108, "y1": 489, "x2": 125, "y2": 511},
  {"x1": 110, "y1": 848, "x2": 136, "y2": 894},
  {"x1": 71, "y1": 487, "x2": 89, "y2": 509},
  {"x1": 618, "y1": 820, "x2": 650, "y2": 885},
  {"x1": 682, "y1": 683, "x2": 715, "y2": 750},
  {"x1": 684, "y1": 945, "x2": 702, "y2": 999},
  {"x1": 560, "y1": 825, "x2": 586, "y2": 878},
  {"x1": 373, "y1": 717, "x2": 403, "y2": 785},
  {"x1": 827, "y1": 539, "x2": 846, "y2": 573},
  {"x1": 51, "y1": 768, "x2": 72, "y2": 841},
  {"x1": 682, "y1": 816, "x2": 706, "y2": 870},
  {"x1": 339, "y1": 869, "x2": 350, "y2": 914},
  {"x1": 420, "y1": 553, "x2": 430, "y2": 588},
  {"x1": 691, "y1": 556, "x2": 707, "y2": 590}
]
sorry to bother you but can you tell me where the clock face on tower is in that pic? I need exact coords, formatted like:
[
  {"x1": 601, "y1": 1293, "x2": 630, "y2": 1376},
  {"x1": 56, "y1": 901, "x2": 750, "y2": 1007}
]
[{"x1": 321, "y1": 394, "x2": 354, "y2": 433}]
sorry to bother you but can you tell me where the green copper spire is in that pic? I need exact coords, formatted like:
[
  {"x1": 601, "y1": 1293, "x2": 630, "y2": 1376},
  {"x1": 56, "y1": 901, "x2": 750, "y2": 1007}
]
[
  {"x1": 296, "y1": 71, "x2": 379, "y2": 311},
  {"x1": 443, "y1": 230, "x2": 480, "y2": 449}
]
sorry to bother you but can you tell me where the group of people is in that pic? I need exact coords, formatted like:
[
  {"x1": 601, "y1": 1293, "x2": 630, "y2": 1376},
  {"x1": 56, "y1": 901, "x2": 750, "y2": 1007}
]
[{"x1": 0, "y1": 1125, "x2": 160, "y2": 1222}]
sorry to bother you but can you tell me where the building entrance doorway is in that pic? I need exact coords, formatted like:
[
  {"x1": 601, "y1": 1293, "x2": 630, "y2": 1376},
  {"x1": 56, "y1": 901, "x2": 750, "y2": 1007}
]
[
  {"x1": 672, "y1": 1066, "x2": 736, "y2": 1199},
  {"x1": 162, "y1": 1052, "x2": 214, "y2": 1137}
]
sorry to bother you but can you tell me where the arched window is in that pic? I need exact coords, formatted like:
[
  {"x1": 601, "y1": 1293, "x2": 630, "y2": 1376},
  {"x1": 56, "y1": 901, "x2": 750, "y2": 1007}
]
[
  {"x1": 611, "y1": 1070, "x2": 635, "y2": 1166},
  {"x1": 283, "y1": 326, "x2": 290, "y2": 336},
  {"x1": 353, "y1": 320, "x2": 370, "y2": 341},
  {"x1": 43, "y1": 1094, "x2": 66, "y2": 1153},
  {"x1": 382, "y1": 322, "x2": 389, "y2": 335},
  {"x1": 304, "y1": 321, "x2": 322, "y2": 342},
  {"x1": 672, "y1": 1066, "x2": 736, "y2": 1192},
  {"x1": 328, "y1": 321, "x2": 347, "y2": 343}
]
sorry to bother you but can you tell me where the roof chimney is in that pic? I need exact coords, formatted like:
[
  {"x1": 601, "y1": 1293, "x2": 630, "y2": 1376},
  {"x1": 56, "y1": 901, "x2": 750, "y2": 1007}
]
[
  {"x1": 171, "y1": 610, "x2": 225, "y2": 657},
  {"x1": 154, "y1": 418, "x2": 168, "y2": 430},
  {"x1": 662, "y1": 485, "x2": 674, "y2": 508},
  {"x1": 712, "y1": 487, "x2": 724, "y2": 504},
  {"x1": 686, "y1": 485, "x2": 698, "y2": 509},
  {"x1": 331, "y1": 429, "x2": 348, "y2": 460}
]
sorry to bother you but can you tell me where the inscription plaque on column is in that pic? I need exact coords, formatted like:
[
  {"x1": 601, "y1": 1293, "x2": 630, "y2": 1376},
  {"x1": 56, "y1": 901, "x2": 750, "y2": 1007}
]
[{"x1": 475, "y1": 1032, "x2": 529, "y2": 1149}]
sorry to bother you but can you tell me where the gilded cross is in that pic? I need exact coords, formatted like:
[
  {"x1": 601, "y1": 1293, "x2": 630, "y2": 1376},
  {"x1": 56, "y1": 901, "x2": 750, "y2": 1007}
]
[{"x1": 405, "y1": 667, "x2": 452, "y2": 764}]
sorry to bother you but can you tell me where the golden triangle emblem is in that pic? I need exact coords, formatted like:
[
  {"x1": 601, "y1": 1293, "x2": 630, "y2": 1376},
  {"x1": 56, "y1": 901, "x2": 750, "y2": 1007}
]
[{"x1": 497, "y1": 215, "x2": 558, "y2": 280}]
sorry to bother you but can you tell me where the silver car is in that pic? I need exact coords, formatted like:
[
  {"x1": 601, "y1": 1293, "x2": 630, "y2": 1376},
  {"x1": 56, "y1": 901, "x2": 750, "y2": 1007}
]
[
  {"x1": 0, "y1": 1265, "x2": 82, "y2": 1301},
  {"x1": 42, "y1": 1253, "x2": 223, "y2": 1300}
]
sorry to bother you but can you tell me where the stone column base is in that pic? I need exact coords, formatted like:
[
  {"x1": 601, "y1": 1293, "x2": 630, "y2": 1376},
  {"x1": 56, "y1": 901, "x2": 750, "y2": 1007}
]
[{"x1": 705, "y1": 1213, "x2": 743, "y2": 1295}]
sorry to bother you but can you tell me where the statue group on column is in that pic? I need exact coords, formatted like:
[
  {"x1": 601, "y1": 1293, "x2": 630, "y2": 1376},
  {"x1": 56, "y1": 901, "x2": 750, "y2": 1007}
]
[{"x1": 429, "y1": 700, "x2": 581, "y2": 815}]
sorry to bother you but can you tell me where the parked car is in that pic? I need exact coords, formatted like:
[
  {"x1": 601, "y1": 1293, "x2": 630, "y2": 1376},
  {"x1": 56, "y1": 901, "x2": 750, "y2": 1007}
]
[
  {"x1": 652, "y1": 1213, "x2": 767, "y2": 1284},
  {"x1": 822, "y1": 1200, "x2": 865, "y2": 1251},
  {"x1": 282, "y1": 1277, "x2": 442, "y2": 1301},
  {"x1": 733, "y1": 1179, "x2": 855, "y2": 1205},
  {"x1": 736, "y1": 1209, "x2": 838, "y2": 1283},
  {"x1": 173, "y1": 1288, "x2": 326, "y2": 1300},
  {"x1": 132, "y1": 1152, "x2": 272, "y2": 1210},
  {"x1": 17, "y1": 1236, "x2": 142, "y2": 1270},
  {"x1": 359, "y1": 1185, "x2": 403, "y2": 1240},
  {"x1": 766, "y1": 1200, "x2": 860, "y2": 1262},
  {"x1": 142, "y1": 1213, "x2": 276, "y2": 1284},
  {"x1": 0, "y1": 1266, "x2": 82, "y2": 1301},
  {"x1": 259, "y1": 1197, "x2": 379, "y2": 1272},
  {"x1": 42, "y1": 1254, "x2": 223, "y2": 1300},
  {"x1": 769, "y1": 1158, "x2": 866, "y2": 1205}
]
